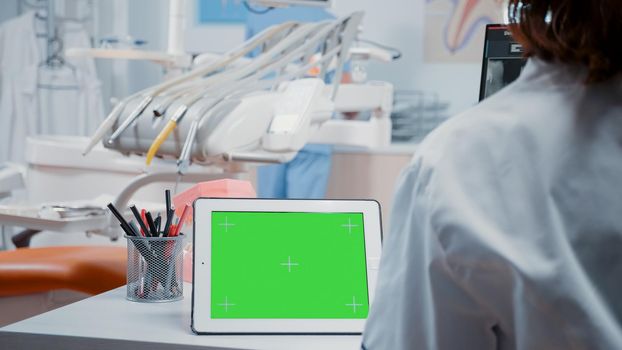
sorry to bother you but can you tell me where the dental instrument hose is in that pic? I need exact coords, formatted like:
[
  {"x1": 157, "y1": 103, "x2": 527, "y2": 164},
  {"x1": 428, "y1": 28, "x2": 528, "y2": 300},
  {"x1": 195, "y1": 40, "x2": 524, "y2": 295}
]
[
  {"x1": 151, "y1": 21, "x2": 339, "y2": 167},
  {"x1": 145, "y1": 105, "x2": 188, "y2": 165},
  {"x1": 85, "y1": 23, "x2": 297, "y2": 153}
]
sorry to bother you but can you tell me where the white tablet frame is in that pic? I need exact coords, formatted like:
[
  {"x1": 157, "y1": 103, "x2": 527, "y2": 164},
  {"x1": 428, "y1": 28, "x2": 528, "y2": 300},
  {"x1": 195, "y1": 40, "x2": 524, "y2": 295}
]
[{"x1": 191, "y1": 198, "x2": 382, "y2": 335}]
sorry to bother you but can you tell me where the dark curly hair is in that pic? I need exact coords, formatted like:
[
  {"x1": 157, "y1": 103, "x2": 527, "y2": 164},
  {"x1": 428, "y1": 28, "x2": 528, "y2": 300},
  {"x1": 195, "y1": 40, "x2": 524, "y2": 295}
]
[{"x1": 507, "y1": 0, "x2": 622, "y2": 84}]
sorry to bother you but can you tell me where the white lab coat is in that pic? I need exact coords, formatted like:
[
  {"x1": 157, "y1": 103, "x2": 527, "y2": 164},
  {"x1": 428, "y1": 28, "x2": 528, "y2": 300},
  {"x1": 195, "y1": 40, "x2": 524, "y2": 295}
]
[
  {"x1": 0, "y1": 12, "x2": 39, "y2": 163},
  {"x1": 37, "y1": 19, "x2": 104, "y2": 138},
  {"x1": 362, "y1": 59, "x2": 622, "y2": 349},
  {"x1": 0, "y1": 11, "x2": 103, "y2": 163}
]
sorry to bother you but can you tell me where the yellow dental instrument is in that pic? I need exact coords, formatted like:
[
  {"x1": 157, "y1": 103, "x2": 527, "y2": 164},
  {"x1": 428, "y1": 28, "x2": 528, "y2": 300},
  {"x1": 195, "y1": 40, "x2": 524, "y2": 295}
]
[{"x1": 145, "y1": 105, "x2": 189, "y2": 165}]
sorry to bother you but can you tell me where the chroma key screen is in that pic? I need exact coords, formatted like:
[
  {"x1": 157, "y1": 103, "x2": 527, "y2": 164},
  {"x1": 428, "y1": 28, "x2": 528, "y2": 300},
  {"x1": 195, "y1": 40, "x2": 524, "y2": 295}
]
[{"x1": 210, "y1": 211, "x2": 369, "y2": 319}]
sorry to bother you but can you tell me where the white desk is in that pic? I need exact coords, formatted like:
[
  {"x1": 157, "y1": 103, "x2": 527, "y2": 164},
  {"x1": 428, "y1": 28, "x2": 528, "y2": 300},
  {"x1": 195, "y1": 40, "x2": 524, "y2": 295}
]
[{"x1": 0, "y1": 284, "x2": 362, "y2": 350}]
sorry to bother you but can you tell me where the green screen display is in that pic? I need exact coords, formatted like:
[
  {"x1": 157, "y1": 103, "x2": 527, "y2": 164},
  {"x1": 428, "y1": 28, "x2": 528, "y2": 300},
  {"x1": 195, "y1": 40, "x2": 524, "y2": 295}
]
[{"x1": 211, "y1": 211, "x2": 369, "y2": 319}]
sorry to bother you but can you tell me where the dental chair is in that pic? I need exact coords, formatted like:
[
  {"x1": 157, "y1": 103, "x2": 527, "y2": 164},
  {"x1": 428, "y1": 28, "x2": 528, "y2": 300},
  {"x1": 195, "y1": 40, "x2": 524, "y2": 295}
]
[{"x1": 0, "y1": 245, "x2": 126, "y2": 327}]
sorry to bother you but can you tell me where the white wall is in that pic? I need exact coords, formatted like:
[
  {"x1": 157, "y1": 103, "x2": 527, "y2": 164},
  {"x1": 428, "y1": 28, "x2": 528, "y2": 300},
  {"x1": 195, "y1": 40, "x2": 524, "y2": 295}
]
[
  {"x1": 0, "y1": 0, "x2": 18, "y2": 24},
  {"x1": 98, "y1": 0, "x2": 247, "y2": 104},
  {"x1": 94, "y1": 0, "x2": 131, "y2": 110},
  {"x1": 126, "y1": 0, "x2": 169, "y2": 93},
  {"x1": 184, "y1": 0, "x2": 247, "y2": 54},
  {"x1": 330, "y1": 0, "x2": 482, "y2": 115}
]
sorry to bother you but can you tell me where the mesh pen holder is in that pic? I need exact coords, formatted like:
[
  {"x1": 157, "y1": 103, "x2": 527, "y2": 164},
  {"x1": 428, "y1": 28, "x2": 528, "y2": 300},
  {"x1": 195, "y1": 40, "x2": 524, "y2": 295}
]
[{"x1": 126, "y1": 234, "x2": 185, "y2": 302}]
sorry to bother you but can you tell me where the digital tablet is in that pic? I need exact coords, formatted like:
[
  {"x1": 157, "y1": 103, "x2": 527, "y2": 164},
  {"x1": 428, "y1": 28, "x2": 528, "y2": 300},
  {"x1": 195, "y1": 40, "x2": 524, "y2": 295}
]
[{"x1": 191, "y1": 198, "x2": 382, "y2": 335}]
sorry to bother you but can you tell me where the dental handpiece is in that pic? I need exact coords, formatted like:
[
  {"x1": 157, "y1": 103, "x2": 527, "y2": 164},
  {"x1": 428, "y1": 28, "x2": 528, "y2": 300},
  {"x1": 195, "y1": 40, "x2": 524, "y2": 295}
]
[
  {"x1": 107, "y1": 95, "x2": 154, "y2": 144},
  {"x1": 177, "y1": 119, "x2": 199, "y2": 175}
]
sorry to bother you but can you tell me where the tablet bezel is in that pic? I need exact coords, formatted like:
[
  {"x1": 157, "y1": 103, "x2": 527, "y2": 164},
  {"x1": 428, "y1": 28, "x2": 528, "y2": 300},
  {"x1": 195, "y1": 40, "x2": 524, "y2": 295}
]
[{"x1": 191, "y1": 198, "x2": 382, "y2": 335}]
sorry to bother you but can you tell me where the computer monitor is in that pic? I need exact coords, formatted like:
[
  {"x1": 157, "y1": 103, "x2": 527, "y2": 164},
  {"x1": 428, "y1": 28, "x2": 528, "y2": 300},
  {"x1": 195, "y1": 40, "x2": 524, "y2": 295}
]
[{"x1": 479, "y1": 24, "x2": 528, "y2": 101}]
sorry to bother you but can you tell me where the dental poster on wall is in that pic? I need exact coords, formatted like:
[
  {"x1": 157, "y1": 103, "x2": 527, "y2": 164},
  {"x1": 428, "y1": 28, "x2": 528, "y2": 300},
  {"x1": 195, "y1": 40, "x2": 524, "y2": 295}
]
[{"x1": 424, "y1": 0, "x2": 504, "y2": 63}]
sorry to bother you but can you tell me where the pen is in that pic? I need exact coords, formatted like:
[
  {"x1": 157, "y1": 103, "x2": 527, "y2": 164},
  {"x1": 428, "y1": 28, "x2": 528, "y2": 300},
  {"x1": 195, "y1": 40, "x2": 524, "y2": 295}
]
[
  {"x1": 155, "y1": 214, "x2": 162, "y2": 233},
  {"x1": 128, "y1": 221, "x2": 141, "y2": 237},
  {"x1": 119, "y1": 224, "x2": 134, "y2": 237},
  {"x1": 163, "y1": 190, "x2": 173, "y2": 236},
  {"x1": 145, "y1": 211, "x2": 157, "y2": 237},
  {"x1": 163, "y1": 209, "x2": 173, "y2": 237},
  {"x1": 173, "y1": 205, "x2": 189, "y2": 236},
  {"x1": 130, "y1": 205, "x2": 149, "y2": 237},
  {"x1": 169, "y1": 223, "x2": 177, "y2": 236},
  {"x1": 107, "y1": 203, "x2": 133, "y2": 236},
  {"x1": 140, "y1": 209, "x2": 148, "y2": 235},
  {"x1": 165, "y1": 190, "x2": 171, "y2": 214}
]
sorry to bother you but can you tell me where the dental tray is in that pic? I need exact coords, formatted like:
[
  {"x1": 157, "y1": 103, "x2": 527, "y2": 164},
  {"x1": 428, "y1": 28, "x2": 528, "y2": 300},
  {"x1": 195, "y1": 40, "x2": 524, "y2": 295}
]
[{"x1": 0, "y1": 206, "x2": 108, "y2": 233}]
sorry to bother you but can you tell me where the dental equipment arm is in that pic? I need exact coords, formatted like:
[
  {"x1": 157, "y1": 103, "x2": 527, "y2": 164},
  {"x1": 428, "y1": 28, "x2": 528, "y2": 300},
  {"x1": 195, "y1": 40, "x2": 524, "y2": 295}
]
[
  {"x1": 175, "y1": 56, "x2": 331, "y2": 173},
  {"x1": 104, "y1": 22, "x2": 299, "y2": 146},
  {"x1": 82, "y1": 22, "x2": 299, "y2": 156},
  {"x1": 82, "y1": 90, "x2": 145, "y2": 155},
  {"x1": 98, "y1": 13, "x2": 383, "y2": 173},
  {"x1": 83, "y1": 79, "x2": 205, "y2": 156},
  {"x1": 222, "y1": 81, "x2": 393, "y2": 163},
  {"x1": 143, "y1": 20, "x2": 338, "y2": 164}
]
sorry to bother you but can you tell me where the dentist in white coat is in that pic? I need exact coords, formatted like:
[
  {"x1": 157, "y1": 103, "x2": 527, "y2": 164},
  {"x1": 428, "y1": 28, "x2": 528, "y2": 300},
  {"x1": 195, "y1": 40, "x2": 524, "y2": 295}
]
[{"x1": 362, "y1": 1, "x2": 622, "y2": 349}]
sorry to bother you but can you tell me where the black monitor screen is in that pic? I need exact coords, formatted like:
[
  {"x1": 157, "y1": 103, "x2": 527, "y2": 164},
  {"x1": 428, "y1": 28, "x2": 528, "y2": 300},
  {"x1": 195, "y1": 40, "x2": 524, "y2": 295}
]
[{"x1": 479, "y1": 25, "x2": 528, "y2": 101}]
